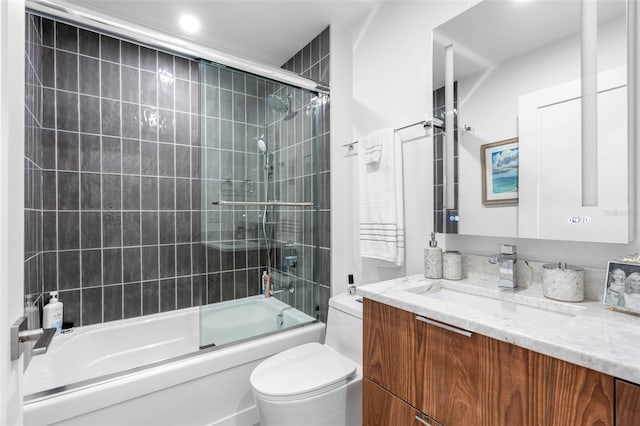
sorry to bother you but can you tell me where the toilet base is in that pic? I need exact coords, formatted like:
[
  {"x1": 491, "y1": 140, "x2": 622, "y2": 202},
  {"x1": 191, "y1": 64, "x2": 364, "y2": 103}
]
[{"x1": 254, "y1": 374, "x2": 362, "y2": 426}]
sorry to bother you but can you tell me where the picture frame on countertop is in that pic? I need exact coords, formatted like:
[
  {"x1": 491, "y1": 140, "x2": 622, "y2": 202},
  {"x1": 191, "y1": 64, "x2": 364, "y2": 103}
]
[{"x1": 603, "y1": 260, "x2": 640, "y2": 315}]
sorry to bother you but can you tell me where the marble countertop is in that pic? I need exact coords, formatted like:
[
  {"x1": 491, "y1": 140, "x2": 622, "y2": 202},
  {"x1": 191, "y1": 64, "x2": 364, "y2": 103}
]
[{"x1": 357, "y1": 274, "x2": 640, "y2": 384}]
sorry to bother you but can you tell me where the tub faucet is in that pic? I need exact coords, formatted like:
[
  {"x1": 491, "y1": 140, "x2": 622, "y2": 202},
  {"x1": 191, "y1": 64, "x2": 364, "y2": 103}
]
[
  {"x1": 489, "y1": 244, "x2": 517, "y2": 290},
  {"x1": 276, "y1": 306, "x2": 294, "y2": 327}
]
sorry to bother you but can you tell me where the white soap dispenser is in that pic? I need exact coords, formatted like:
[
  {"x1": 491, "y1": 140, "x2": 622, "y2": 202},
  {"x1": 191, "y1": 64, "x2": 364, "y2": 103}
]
[
  {"x1": 43, "y1": 291, "x2": 63, "y2": 334},
  {"x1": 424, "y1": 232, "x2": 443, "y2": 279}
]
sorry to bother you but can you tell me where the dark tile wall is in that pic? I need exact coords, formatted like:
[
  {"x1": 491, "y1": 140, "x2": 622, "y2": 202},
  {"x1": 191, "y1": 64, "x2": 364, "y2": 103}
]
[
  {"x1": 24, "y1": 14, "x2": 45, "y2": 328},
  {"x1": 433, "y1": 83, "x2": 458, "y2": 233},
  {"x1": 280, "y1": 26, "x2": 331, "y2": 322},
  {"x1": 33, "y1": 16, "x2": 204, "y2": 326}
]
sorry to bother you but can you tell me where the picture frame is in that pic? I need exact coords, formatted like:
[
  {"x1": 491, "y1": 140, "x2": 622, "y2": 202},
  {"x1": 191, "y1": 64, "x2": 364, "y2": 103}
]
[
  {"x1": 481, "y1": 138, "x2": 519, "y2": 205},
  {"x1": 603, "y1": 260, "x2": 640, "y2": 314}
]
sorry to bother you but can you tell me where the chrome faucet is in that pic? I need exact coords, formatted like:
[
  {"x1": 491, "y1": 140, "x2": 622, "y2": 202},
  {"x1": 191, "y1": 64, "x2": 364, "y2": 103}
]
[
  {"x1": 276, "y1": 306, "x2": 294, "y2": 327},
  {"x1": 489, "y1": 244, "x2": 518, "y2": 290}
]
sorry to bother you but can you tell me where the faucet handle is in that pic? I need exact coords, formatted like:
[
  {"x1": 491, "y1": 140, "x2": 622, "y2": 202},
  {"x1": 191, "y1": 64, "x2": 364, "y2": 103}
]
[{"x1": 500, "y1": 244, "x2": 516, "y2": 255}]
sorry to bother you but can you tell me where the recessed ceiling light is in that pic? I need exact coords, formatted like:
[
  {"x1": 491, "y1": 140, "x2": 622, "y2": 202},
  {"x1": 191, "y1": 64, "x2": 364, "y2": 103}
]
[{"x1": 179, "y1": 14, "x2": 200, "y2": 33}]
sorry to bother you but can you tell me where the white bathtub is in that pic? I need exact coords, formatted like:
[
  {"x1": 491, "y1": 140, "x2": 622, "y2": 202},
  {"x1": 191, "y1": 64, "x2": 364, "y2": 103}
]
[{"x1": 23, "y1": 296, "x2": 323, "y2": 426}]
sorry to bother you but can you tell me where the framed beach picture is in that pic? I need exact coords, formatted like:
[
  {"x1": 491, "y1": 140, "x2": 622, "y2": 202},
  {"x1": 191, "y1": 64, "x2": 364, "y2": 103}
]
[{"x1": 481, "y1": 138, "x2": 519, "y2": 205}]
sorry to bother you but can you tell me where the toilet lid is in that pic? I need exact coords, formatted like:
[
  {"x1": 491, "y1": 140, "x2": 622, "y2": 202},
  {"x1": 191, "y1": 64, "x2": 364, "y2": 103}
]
[{"x1": 250, "y1": 342, "x2": 357, "y2": 400}]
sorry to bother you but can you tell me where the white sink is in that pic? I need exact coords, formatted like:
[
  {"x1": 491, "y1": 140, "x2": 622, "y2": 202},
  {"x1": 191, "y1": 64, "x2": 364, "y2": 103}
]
[{"x1": 405, "y1": 282, "x2": 583, "y2": 330}]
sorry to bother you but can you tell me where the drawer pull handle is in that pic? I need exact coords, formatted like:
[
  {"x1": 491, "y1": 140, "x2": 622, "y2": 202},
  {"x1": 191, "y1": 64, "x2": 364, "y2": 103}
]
[
  {"x1": 415, "y1": 415, "x2": 433, "y2": 426},
  {"x1": 416, "y1": 315, "x2": 472, "y2": 337}
]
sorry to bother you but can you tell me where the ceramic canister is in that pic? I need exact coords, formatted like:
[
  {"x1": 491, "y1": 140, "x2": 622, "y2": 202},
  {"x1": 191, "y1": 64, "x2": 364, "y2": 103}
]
[
  {"x1": 443, "y1": 250, "x2": 462, "y2": 280},
  {"x1": 542, "y1": 263, "x2": 584, "y2": 302}
]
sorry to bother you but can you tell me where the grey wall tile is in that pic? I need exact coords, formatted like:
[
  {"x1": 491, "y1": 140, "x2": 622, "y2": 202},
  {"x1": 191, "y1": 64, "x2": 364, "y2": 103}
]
[
  {"x1": 102, "y1": 211, "x2": 122, "y2": 248},
  {"x1": 81, "y1": 212, "x2": 102, "y2": 248},
  {"x1": 124, "y1": 283, "x2": 141, "y2": 318},
  {"x1": 60, "y1": 289, "x2": 80, "y2": 326},
  {"x1": 101, "y1": 61, "x2": 121, "y2": 100},
  {"x1": 102, "y1": 174, "x2": 121, "y2": 210},
  {"x1": 122, "y1": 212, "x2": 141, "y2": 247},
  {"x1": 81, "y1": 249, "x2": 102, "y2": 287},
  {"x1": 142, "y1": 280, "x2": 159, "y2": 315},
  {"x1": 79, "y1": 56, "x2": 99, "y2": 96},
  {"x1": 82, "y1": 287, "x2": 102, "y2": 325},
  {"x1": 58, "y1": 250, "x2": 80, "y2": 290},
  {"x1": 142, "y1": 246, "x2": 159, "y2": 281},
  {"x1": 100, "y1": 35, "x2": 120, "y2": 63},
  {"x1": 55, "y1": 22, "x2": 77, "y2": 52},
  {"x1": 102, "y1": 136, "x2": 121, "y2": 173},
  {"x1": 103, "y1": 284, "x2": 123, "y2": 322},
  {"x1": 58, "y1": 172, "x2": 79, "y2": 210},
  {"x1": 123, "y1": 247, "x2": 141, "y2": 283},
  {"x1": 55, "y1": 50, "x2": 77, "y2": 91},
  {"x1": 103, "y1": 248, "x2": 122, "y2": 285},
  {"x1": 80, "y1": 173, "x2": 101, "y2": 210},
  {"x1": 122, "y1": 139, "x2": 140, "y2": 174},
  {"x1": 56, "y1": 91, "x2": 78, "y2": 131},
  {"x1": 141, "y1": 177, "x2": 158, "y2": 210},
  {"x1": 160, "y1": 278, "x2": 175, "y2": 312},
  {"x1": 79, "y1": 96, "x2": 101, "y2": 134},
  {"x1": 57, "y1": 131, "x2": 78, "y2": 171},
  {"x1": 57, "y1": 211, "x2": 79, "y2": 250}
]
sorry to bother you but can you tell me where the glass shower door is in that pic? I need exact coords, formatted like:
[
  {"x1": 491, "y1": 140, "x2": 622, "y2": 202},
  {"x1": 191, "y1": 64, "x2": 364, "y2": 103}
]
[{"x1": 197, "y1": 61, "x2": 320, "y2": 349}]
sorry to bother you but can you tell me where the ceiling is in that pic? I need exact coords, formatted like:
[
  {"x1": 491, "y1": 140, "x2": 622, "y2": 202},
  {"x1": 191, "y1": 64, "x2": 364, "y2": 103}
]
[{"x1": 65, "y1": 0, "x2": 378, "y2": 66}]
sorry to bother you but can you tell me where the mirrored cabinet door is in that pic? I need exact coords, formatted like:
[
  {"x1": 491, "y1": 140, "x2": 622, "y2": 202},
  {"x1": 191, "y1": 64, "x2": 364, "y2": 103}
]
[{"x1": 432, "y1": 0, "x2": 632, "y2": 243}]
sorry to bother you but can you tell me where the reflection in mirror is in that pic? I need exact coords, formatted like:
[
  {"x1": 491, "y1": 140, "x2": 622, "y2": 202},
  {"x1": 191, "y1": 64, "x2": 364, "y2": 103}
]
[{"x1": 432, "y1": 0, "x2": 630, "y2": 242}]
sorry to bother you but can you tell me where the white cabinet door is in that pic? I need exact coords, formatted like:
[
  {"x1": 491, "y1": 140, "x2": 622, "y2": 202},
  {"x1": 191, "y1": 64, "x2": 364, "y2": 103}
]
[
  {"x1": 1, "y1": 0, "x2": 26, "y2": 424},
  {"x1": 519, "y1": 67, "x2": 629, "y2": 243}
]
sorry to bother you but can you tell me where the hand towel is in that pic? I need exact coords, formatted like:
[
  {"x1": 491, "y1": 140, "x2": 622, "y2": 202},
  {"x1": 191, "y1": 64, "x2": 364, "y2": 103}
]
[
  {"x1": 363, "y1": 129, "x2": 389, "y2": 165},
  {"x1": 358, "y1": 128, "x2": 405, "y2": 266}
]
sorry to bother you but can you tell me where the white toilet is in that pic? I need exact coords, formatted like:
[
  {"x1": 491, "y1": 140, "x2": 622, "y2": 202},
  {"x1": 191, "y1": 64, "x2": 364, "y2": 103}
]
[{"x1": 250, "y1": 292, "x2": 363, "y2": 426}]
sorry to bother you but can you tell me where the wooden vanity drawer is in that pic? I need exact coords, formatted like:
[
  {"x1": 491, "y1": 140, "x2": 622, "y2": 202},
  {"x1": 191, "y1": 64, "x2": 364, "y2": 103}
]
[
  {"x1": 363, "y1": 299, "x2": 614, "y2": 426},
  {"x1": 615, "y1": 379, "x2": 640, "y2": 425}
]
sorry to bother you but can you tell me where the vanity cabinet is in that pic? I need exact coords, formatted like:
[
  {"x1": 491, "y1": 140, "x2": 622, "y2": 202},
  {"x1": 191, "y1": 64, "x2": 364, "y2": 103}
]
[
  {"x1": 363, "y1": 299, "x2": 614, "y2": 425},
  {"x1": 615, "y1": 379, "x2": 640, "y2": 426}
]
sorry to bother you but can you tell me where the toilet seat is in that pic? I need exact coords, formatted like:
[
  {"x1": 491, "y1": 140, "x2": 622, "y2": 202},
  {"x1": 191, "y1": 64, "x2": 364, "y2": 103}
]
[{"x1": 250, "y1": 342, "x2": 358, "y2": 402}]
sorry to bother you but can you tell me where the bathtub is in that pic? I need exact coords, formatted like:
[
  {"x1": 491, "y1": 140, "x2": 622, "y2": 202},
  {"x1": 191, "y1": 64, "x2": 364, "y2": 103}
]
[{"x1": 23, "y1": 296, "x2": 324, "y2": 426}]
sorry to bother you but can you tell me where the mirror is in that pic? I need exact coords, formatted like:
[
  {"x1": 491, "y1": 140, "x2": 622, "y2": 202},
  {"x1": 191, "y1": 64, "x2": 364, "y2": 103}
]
[{"x1": 432, "y1": 0, "x2": 630, "y2": 243}]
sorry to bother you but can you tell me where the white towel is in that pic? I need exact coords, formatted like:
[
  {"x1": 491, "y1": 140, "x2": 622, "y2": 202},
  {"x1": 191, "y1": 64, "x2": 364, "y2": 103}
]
[
  {"x1": 358, "y1": 128, "x2": 405, "y2": 266},
  {"x1": 363, "y1": 129, "x2": 387, "y2": 165}
]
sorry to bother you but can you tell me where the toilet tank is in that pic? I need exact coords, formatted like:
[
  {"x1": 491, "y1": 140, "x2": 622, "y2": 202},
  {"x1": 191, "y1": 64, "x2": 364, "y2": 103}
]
[{"x1": 324, "y1": 293, "x2": 363, "y2": 366}]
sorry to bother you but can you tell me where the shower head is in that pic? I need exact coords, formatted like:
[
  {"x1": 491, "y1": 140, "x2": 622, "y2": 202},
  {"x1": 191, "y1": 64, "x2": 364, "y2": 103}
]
[
  {"x1": 267, "y1": 94, "x2": 292, "y2": 113},
  {"x1": 257, "y1": 138, "x2": 268, "y2": 153}
]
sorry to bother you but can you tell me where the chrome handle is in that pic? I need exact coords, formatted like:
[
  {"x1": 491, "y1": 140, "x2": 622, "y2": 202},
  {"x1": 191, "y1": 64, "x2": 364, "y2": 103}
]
[
  {"x1": 10, "y1": 316, "x2": 57, "y2": 360},
  {"x1": 416, "y1": 315, "x2": 472, "y2": 337},
  {"x1": 32, "y1": 328, "x2": 56, "y2": 355},
  {"x1": 269, "y1": 289, "x2": 285, "y2": 295},
  {"x1": 415, "y1": 415, "x2": 432, "y2": 426}
]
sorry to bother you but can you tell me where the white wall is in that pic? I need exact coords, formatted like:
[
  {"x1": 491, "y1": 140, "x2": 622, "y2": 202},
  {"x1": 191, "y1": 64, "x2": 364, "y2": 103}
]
[
  {"x1": 0, "y1": 0, "x2": 26, "y2": 424},
  {"x1": 331, "y1": 1, "x2": 478, "y2": 288},
  {"x1": 458, "y1": 15, "x2": 626, "y2": 238}
]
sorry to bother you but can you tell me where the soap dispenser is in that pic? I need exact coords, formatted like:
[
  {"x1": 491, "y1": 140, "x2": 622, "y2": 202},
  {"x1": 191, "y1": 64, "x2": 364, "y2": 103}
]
[
  {"x1": 43, "y1": 291, "x2": 63, "y2": 334},
  {"x1": 424, "y1": 232, "x2": 443, "y2": 279}
]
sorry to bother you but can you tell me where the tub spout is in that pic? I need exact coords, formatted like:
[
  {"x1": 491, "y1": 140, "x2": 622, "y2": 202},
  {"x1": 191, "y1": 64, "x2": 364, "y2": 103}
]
[{"x1": 276, "y1": 306, "x2": 294, "y2": 327}]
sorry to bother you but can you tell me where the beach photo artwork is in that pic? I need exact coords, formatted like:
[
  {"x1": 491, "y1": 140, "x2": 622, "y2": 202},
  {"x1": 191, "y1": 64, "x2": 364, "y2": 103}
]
[{"x1": 481, "y1": 138, "x2": 519, "y2": 205}]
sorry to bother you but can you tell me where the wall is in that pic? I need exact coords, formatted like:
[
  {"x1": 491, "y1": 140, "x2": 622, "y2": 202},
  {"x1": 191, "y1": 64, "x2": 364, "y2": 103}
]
[
  {"x1": 1, "y1": 0, "x2": 26, "y2": 422},
  {"x1": 280, "y1": 27, "x2": 331, "y2": 321},
  {"x1": 331, "y1": 1, "x2": 477, "y2": 287}
]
